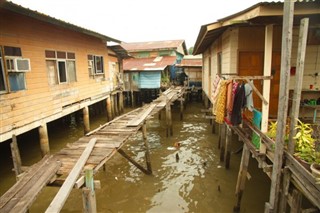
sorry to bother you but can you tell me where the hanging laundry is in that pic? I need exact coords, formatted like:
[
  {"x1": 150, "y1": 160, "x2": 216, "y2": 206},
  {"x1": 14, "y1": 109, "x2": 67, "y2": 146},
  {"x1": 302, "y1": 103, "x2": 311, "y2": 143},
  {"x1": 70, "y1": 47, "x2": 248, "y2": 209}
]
[
  {"x1": 215, "y1": 80, "x2": 228, "y2": 124},
  {"x1": 244, "y1": 82, "x2": 254, "y2": 112},
  {"x1": 211, "y1": 75, "x2": 221, "y2": 115},
  {"x1": 231, "y1": 83, "x2": 246, "y2": 125}
]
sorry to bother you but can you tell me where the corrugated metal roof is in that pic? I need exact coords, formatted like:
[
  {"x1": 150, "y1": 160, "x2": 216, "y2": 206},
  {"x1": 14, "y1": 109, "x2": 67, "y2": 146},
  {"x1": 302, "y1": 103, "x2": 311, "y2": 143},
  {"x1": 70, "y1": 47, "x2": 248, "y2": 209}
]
[
  {"x1": 1, "y1": 0, "x2": 120, "y2": 43},
  {"x1": 193, "y1": 0, "x2": 320, "y2": 55},
  {"x1": 123, "y1": 56, "x2": 176, "y2": 71},
  {"x1": 108, "y1": 45, "x2": 132, "y2": 59},
  {"x1": 121, "y1": 40, "x2": 188, "y2": 55}
]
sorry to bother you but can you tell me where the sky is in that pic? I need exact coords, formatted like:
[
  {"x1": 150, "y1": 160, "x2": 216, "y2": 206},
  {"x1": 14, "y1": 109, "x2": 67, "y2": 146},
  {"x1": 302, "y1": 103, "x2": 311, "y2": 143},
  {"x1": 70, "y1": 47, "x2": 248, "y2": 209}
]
[{"x1": 9, "y1": 0, "x2": 280, "y2": 49}]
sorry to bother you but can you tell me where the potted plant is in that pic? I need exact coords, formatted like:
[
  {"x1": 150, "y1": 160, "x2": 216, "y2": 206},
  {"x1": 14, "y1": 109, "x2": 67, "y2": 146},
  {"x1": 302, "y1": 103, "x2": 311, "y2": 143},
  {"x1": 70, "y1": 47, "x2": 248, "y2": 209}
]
[
  {"x1": 310, "y1": 152, "x2": 320, "y2": 182},
  {"x1": 293, "y1": 119, "x2": 316, "y2": 171}
]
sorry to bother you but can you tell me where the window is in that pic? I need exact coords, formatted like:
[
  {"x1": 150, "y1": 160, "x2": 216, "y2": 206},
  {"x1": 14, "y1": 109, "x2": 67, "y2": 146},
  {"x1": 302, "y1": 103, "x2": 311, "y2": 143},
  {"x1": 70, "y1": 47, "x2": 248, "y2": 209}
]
[
  {"x1": 1, "y1": 46, "x2": 28, "y2": 92},
  {"x1": 45, "y1": 50, "x2": 77, "y2": 85},
  {"x1": 88, "y1": 54, "x2": 104, "y2": 77}
]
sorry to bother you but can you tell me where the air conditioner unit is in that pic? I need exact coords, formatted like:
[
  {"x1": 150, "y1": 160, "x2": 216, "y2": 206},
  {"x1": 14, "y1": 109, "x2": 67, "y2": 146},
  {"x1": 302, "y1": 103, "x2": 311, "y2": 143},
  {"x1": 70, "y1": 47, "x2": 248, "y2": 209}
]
[{"x1": 6, "y1": 57, "x2": 31, "y2": 72}]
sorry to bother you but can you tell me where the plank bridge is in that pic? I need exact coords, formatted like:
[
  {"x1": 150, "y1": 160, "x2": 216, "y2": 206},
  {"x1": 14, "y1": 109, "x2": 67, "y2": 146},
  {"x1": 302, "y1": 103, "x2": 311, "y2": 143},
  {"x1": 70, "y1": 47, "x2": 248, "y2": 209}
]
[{"x1": 0, "y1": 86, "x2": 185, "y2": 213}]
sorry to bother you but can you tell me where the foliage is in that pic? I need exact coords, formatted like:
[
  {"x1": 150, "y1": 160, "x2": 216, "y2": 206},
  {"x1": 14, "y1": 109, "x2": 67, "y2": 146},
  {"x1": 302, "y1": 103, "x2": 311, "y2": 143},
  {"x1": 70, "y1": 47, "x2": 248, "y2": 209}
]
[
  {"x1": 293, "y1": 119, "x2": 320, "y2": 164},
  {"x1": 267, "y1": 121, "x2": 278, "y2": 139}
]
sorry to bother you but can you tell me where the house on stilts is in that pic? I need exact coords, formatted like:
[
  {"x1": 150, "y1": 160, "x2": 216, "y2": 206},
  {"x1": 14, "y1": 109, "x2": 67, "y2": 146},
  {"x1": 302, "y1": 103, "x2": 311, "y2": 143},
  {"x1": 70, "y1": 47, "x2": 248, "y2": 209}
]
[{"x1": 194, "y1": 0, "x2": 320, "y2": 212}]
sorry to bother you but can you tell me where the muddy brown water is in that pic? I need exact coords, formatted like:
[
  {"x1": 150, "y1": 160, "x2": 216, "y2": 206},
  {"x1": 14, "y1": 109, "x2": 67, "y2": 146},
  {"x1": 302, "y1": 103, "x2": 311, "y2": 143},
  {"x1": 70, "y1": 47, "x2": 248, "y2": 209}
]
[{"x1": 0, "y1": 102, "x2": 270, "y2": 212}]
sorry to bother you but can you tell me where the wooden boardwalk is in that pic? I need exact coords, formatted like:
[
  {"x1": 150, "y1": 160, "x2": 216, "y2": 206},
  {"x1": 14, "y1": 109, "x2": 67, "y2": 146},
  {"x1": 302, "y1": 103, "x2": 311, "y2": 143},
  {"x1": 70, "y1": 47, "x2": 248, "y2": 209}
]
[{"x1": 0, "y1": 86, "x2": 185, "y2": 213}]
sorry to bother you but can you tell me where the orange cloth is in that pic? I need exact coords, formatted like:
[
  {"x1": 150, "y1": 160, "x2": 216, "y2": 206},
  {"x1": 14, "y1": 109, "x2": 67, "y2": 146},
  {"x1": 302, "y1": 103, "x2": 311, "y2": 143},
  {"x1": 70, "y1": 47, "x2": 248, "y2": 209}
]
[{"x1": 215, "y1": 80, "x2": 228, "y2": 124}]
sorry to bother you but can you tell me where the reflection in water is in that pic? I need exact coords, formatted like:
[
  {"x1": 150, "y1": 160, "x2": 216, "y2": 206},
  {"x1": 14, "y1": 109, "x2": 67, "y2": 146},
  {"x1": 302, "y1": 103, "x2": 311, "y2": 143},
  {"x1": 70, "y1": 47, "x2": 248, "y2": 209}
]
[{"x1": 1, "y1": 102, "x2": 270, "y2": 212}]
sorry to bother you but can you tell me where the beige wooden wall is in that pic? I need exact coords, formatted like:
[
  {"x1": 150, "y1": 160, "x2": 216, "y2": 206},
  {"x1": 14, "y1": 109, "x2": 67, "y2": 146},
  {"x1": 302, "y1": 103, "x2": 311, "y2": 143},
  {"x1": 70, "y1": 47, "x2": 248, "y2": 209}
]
[{"x1": 0, "y1": 9, "x2": 114, "y2": 141}]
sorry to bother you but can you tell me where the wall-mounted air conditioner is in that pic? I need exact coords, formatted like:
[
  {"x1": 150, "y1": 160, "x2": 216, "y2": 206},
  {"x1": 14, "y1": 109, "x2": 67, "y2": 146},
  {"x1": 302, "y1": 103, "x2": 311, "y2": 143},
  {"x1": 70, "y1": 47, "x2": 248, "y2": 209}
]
[{"x1": 6, "y1": 57, "x2": 31, "y2": 72}]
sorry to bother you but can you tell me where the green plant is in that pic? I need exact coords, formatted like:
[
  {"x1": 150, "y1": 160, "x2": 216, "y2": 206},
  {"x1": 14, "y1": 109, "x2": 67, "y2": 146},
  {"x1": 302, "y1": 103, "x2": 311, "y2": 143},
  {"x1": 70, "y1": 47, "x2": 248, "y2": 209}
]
[
  {"x1": 293, "y1": 119, "x2": 317, "y2": 164},
  {"x1": 267, "y1": 121, "x2": 278, "y2": 139}
]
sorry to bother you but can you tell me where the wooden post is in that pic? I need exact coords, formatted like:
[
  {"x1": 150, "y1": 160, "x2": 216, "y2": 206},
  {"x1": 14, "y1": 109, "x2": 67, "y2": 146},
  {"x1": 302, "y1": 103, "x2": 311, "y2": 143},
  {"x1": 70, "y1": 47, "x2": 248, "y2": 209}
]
[
  {"x1": 166, "y1": 100, "x2": 173, "y2": 137},
  {"x1": 106, "y1": 97, "x2": 112, "y2": 121},
  {"x1": 142, "y1": 121, "x2": 152, "y2": 174},
  {"x1": 261, "y1": 24, "x2": 273, "y2": 155},
  {"x1": 288, "y1": 18, "x2": 309, "y2": 154},
  {"x1": 289, "y1": 189, "x2": 302, "y2": 213},
  {"x1": 114, "y1": 93, "x2": 119, "y2": 117},
  {"x1": 212, "y1": 120, "x2": 216, "y2": 134},
  {"x1": 82, "y1": 169, "x2": 97, "y2": 213},
  {"x1": 119, "y1": 91, "x2": 124, "y2": 113},
  {"x1": 131, "y1": 90, "x2": 135, "y2": 107},
  {"x1": 266, "y1": 1, "x2": 294, "y2": 212},
  {"x1": 10, "y1": 134, "x2": 22, "y2": 177},
  {"x1": 180, "y1": 99, "x2": 184, "y2": 121},
  {"x1": 219, "y1": 124, "x2": 226, "y2": 162},
  {"x1": 83, "y1": 106, "x2": 90, "y2": 134},
  {"x1": 39, "y1": 123, "x2": 50, "y2": 157},
  {"x1": 279, "y1": 167, "x2": 291, "y2": 212},
  {"x1": 224, "y1": 125, "x2": 232, "y2": 169},
  {"x1": 234, "y1": 144, "x2": 250, "y2": 212}
]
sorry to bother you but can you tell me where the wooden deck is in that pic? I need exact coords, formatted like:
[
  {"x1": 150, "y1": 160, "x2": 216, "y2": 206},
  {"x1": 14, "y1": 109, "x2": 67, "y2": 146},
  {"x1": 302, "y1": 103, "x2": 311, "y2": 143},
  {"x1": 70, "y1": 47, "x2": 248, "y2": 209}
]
[{"x1": 0, "y1": 86, "x2": 185, "y2": 213}]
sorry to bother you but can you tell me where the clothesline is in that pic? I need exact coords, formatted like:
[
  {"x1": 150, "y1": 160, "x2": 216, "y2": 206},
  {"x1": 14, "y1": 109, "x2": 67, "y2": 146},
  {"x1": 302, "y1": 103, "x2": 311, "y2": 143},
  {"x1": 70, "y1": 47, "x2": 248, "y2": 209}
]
[{"x1": 220, "y1": 75, "x2": 273, "y2": 80}]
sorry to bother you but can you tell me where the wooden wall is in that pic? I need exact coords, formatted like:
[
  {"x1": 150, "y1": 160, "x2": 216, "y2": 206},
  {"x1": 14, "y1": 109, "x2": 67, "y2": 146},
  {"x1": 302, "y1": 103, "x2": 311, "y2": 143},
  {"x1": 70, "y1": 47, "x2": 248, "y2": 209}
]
[{"x1": 0, "y1": 9, "x2": 115, "y2": 141}]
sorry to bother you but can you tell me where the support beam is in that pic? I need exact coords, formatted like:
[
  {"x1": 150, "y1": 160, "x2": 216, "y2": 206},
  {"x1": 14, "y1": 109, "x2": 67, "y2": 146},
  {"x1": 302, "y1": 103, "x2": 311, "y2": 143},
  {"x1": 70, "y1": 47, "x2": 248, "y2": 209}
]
[
  {"x1": 261, "y1": 24, "x2": 273, "y2": 155},
  {"x1": 166, "y1": 100, "x2": 173, "y2": 137},
  {"x1": 288, "y1": 18, "x2": 309, "y2": 154},
  {"x1": 83, "y1": 106, "x2": 90, "y2": 135},
  {"x1": 224, "y1": 126, "x2": 232, "y2": 169},
  {"x1": 114, "y1": 93, "x2": 119, "y2": 117},
  {"x1": 39, "y1": 123, "x2": 50, "y2": 157},
  {"x1": 46, "y1": 138, "x2": 97, "y2": 213},
  {"x1": 106, "y1": 97, "x2": 113, "y2": 121},
  {"x1": 279, "y1": 167, "x2": 291, "y2": 213},
  {"x1": 117, "y1": 148, "x2": 152, "y2": 175},
  {"x1": 266, "y1": 1, "x2": 294, "y2": 212},
  {"x1": 10, "y1": 134, "x2": 22, "y2": 178},
  {"x1": 142, "y1": 121, "x2": 152, "y2": 174},
  {"x1": 219, "y1": 124, "x2": 226, "y2": 162},
  {"x1": 180, "y1": 99, "x2": 184, "y2": 121},
  {"x1": 234, "y1": 144, "x2": 250, "y2": 212}
]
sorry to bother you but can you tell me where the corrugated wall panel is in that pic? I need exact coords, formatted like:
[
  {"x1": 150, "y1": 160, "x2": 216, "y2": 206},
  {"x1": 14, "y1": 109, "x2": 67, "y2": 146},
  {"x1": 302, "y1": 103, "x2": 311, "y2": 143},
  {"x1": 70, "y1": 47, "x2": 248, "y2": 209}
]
[{"x1": 139, "y1": 71, "x2": 161, "y2": 89}]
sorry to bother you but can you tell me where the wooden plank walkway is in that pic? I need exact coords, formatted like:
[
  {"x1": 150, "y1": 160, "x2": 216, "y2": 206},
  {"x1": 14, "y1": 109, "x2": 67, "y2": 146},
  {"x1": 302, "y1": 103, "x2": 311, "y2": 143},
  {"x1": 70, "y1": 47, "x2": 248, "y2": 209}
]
[{"x1": 0, "y1": 86, "x2": 184, "y2": 213}]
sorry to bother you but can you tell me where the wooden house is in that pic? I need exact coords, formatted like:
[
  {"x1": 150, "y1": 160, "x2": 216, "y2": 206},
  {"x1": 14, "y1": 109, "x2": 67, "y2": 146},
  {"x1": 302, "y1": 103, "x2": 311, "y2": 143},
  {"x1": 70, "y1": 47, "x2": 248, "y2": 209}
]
[
  {"x1": 193, "y1": 0, "x2": 320, "y2": 120},
  {"x1": 193, "y1": 1, "x2": 320, "y2": 211},
  {"x1": 122, "y1": 40, "x2": 188, "y2": 88},
  {"x1": 175, "y1": 55, "x2": 202, "y2": 88},
  {"x1": 0, "y1": 1, "x2": 122, "y2": 153}
]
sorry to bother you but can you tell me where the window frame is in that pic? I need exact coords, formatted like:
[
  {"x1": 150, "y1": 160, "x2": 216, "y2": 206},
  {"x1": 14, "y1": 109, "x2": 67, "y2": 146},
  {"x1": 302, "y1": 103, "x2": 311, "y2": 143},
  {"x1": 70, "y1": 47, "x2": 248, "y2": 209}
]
[
  {"x1": 88, "y1": 54, "x2": 104, "y2": 78},
  {"x1": 0, "y1": 48, "x2": 8, "y2": 94}
]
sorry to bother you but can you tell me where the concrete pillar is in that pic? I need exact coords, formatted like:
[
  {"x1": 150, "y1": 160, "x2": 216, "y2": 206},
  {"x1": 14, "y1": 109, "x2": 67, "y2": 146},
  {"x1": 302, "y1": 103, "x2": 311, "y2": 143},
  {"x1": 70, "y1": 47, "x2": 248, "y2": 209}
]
[
  {"x1": 83, "y1": 106, "x2": 90, "y2": 134},
  {"x1": 39, "y1": 123, "x2": 50, "y2": 156}
]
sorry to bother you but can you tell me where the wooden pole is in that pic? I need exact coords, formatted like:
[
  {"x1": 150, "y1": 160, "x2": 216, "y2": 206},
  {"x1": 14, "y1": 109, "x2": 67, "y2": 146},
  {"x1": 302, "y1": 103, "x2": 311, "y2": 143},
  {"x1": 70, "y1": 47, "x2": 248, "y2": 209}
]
[
  {"x1": 131, "y1": 90, "x2": 135, "y2": 107},
  {"x1": 39, "y1": 123, "x2": 50, "y2": 157},
  {"x1": 265, "y1": 1, "x2": 294, "y2": 212},
  {"x1": 279, "y1": 167, "x2": 291, "y2": 212},
  {"x1": 224, "y1": 125, "x2": 232, "y2": 169},
  {"x1": 82, "y1": 169, "x2": 97, "y2": 213},
  {"x1": 10, "y1": 134, "x2": 22, "y2": 178},
  {"x1": 261, "y1": 24, "x2": 273, "y2": 155},
  {"x1": 118, "y1": 149, "x2": 151, "y2": 175},
  {"x1": 46, "y1": 138, "x2": 97, "y2": 213},
  {"x1": 106, "y1": 96, "x2": 113, "y2": 121},
  {"x1": 166, "y1": 99, "x2": 173, "y2": 137},
  {"x1": 180, "y1": 99, "x2": 184, "y2": 121},
  {"x1": 114, "y1": 93, "x2": 119, "y2": 117},
  {"x1": 142, "y1": 121, "x2": 152, "y2": 174},
  {"x1": 288, "y1": 18, "x2": 309, "y2": 154},
  {"x1": 83, "y1": 106, "x2": 90, "y2": 135},
  {"x1": 234, "y1": 144, "x2": 250, "y2": 212},
  {"x1": 219, "y1": 124, "x2": 226, "y2": 162},
  {"x1": 119, "y1": 91, "x2": 124, "y2": 113}
]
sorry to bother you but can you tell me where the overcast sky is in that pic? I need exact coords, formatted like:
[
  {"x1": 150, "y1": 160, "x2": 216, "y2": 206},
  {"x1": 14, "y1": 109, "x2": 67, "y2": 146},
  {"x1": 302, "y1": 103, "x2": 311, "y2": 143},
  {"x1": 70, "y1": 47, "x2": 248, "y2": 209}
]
[{"x1": 10, "y1": 0, "x2": 280, "y2": 49}]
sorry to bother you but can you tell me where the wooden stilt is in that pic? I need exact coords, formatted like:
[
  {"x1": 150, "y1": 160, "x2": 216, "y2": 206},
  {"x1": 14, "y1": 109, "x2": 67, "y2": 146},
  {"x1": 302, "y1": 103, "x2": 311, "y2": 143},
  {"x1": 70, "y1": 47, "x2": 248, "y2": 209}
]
[
  {"x1": 39, "y1": 123, "x2": 50, "y2": 157},
  {"x1": 142, "y1": 121, "x2": 152, "y2": 174},
  {"x1": 180, "y1": 99, "x2": 184, "y2": 121},
  {"x1": 114, "y1": 93, "x2": 119, "y2": 117},
  {"x1": 266, "y1": 1, "x2": 294, "y2": 212},
  {"x1": 106, "y1": 97, "x2": 112, "y2": 121},
  {"x1": 10, "y1": 134, "x2": 22, "y2": 178},
  {"x1": 82, "y1": 169, "x2": 97, "y2": 213},
  {"x1": 219, "y1": 124, "x2": 226, "y2": 162},
  {"x1": 212, "y1": 120, "x2": 216, "y2": 134},
  {"x1": 83, "y1": 106, "x2": 90, "y2": 134},
  {"x1": 119, "y1": 91, "x2": 124, "y2": 113},
  {"x1": 204, "y1": 95, "x2": 209, "y2": 109},
  {"x1": 289, "y1": 189, "x2": 302, "y2": 213},
  {"x1": 234, "y1": 144, "x2": 250, "y2": 212},
  {"x1": 166, "y1": 101, "x2": 173, "y2": 137},
  {"x1": 279, "y1": 167, "x2": 291, "y2": 212},
  {"x1": 224, "y1": 126, "x2": 232, "y2": 169},
  {"x1": 131, "y1": 90, "x2": 135, "y2": 107}
]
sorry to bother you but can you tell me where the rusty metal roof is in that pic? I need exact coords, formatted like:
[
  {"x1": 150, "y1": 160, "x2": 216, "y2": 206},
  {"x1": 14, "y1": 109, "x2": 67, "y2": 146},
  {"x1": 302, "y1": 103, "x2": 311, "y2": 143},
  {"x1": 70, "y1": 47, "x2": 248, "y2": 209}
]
[
  {"x1": 123, "y1": 56, "x2": 177, "y2": 71},
  {"x1": 108, "y1": 45, "x2": 132, "y2": 59},
  {"x1": 1, "y1": 0, "x2": 120, "y2": 43},
  {"x1": 193, "y1": 0, "x2": 320, "y2": 55},
  {"x1": 121, "y1": 40, "x2": 188, "y2": 55}
]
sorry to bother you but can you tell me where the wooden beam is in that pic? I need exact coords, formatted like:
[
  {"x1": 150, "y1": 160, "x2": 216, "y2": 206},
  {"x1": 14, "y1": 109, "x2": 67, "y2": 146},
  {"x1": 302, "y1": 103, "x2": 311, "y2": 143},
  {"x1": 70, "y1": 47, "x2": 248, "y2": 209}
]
[
  {"x1": 288, "y1": 18, "x2": 309, "y2": 154},
  {"x1": 117, "y1": 148, "x2": 151, "y2": 175},
  {"x1": 245, "y1": 78, "x2": 268, "y2": 105},
  {"x1": 10, "y1": 135, "x2": 22, "y2": 177},
  {"x1": 45, "y1": 138, "x2": 97, "y2": 213},
  {"x1": 266, "y1": 0, "x2": 295, "y2": 212},
  {"x1": 126, "y1": 104, "x2": 156, "y2": 127},
  {"x1": 222, "y1": 75, "x2": 273, "y2": 80}
]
